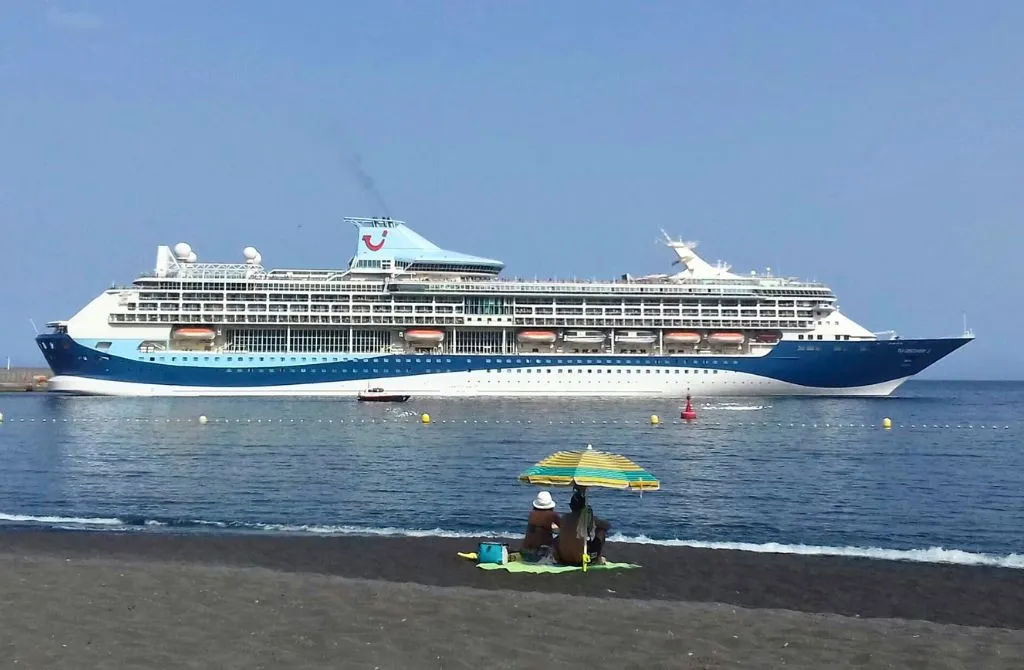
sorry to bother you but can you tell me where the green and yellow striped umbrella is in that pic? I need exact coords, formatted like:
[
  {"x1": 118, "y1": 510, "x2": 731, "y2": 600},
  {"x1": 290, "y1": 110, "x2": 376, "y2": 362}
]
[{"x1": 518, "y1": 444, "x2": 660, "y2": 492}]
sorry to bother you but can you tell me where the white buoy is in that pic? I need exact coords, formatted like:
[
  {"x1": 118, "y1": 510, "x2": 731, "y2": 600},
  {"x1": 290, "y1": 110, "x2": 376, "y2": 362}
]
[{"x1": 199, "y1": 415, "x2": 208, "y2": 424}]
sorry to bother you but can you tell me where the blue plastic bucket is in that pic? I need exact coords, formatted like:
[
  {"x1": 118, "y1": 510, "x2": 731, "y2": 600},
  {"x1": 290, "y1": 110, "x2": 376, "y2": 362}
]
[{"x1": 478, "y1": 542, "x2": 508, "y2": 565}]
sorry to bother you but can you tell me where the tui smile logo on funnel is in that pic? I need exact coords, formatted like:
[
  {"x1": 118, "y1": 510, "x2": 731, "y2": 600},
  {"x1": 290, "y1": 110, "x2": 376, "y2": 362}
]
[{"x1": 362, "y1": 229, "x2": 388, "y2": 251}]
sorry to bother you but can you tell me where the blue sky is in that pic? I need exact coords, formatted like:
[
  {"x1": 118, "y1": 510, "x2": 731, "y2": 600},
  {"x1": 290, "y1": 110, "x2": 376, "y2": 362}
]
[{"x1": 1, "y1": 1, "x2": 1022, "y2": 378}]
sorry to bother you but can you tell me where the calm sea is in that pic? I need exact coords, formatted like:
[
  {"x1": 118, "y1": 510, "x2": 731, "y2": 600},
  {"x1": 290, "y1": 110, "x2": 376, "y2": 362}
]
[{"x1": 1, "y1": 381, "x2": 1021, "y2": 567}]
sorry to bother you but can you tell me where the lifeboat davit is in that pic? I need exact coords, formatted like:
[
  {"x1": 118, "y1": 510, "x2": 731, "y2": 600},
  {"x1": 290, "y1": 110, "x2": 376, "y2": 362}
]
[
  {"x1": 663, "y1": 331, "x2": 702, "y2": 345},
  {"x1": 404, "y1": 329, "x2": 445, "y2": 345},
  {"x1": 563, "y1": 330, "x2": 607, "y2": 345},
  {"x1": 707, "y1": 332, "x2": 745, "y2": 345},
  {"x1": 171, "y1": 327, "x2": 216, "y2": 341},
  {"x1": 517, "y1": 330, "x2": 557, "y2": 344},
  {"x1": 615, "y1": 330, "x2": 657, "y2": 345}
]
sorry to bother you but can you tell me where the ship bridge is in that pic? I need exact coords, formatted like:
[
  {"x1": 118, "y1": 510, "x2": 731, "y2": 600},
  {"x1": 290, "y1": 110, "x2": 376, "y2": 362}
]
[{"x1": 346, "y1": 217, "x2": 504, "y2": 277}]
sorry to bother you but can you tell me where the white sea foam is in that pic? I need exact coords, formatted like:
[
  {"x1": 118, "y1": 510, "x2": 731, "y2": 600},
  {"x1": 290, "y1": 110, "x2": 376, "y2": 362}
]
[
  {"x1": 3, "y1": 512, "x2": 1020, "y2": 569},
  {"x1": 0, "y1": 512, "x2": 124, "y2": 526},
  {"x1": 700, "y1": 403, "x2": 768, "y2": 411},
  {"x1": 608, "y1": 534, "x2": 1024, "y2": 569}
]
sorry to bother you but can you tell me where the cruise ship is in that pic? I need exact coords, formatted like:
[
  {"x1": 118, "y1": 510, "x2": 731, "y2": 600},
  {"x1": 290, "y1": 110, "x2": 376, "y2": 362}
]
[{"x1": 36, "y1": 216, "x2": 972, "y2": 397}]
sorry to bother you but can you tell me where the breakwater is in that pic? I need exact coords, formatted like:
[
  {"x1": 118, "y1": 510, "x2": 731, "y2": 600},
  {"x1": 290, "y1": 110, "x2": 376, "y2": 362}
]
[{"x1": 0, "y1": 368, "x2": 49, "y2": 392}]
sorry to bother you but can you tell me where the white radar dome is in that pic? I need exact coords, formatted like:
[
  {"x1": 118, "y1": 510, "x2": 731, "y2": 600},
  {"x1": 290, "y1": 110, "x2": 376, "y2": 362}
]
[
  {"x1": 186, "y1": 251, "x2": 197, "y2": 263},
  {"x1": 243, "y1": 246, "x2": 260, "y2": 261},
  {"x1": 173, "y1": 242, "x2": 192, "y2": 259}
]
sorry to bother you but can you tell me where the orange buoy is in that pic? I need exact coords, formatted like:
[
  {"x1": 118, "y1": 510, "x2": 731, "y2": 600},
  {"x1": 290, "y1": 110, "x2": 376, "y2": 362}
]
[{"x1": 681, "y1": 393, "x2": 697, "y2": 421}]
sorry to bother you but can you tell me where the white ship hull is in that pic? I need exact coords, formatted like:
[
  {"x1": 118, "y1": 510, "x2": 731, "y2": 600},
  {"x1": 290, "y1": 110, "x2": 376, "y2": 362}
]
[{"x1": 47, "y1": 370, "x2": 911, "y2": 398}]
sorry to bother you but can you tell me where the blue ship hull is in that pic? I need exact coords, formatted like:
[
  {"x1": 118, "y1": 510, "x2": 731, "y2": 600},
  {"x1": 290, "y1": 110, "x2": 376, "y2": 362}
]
[{"x1": 35, "y1": 333, "x2": 972, "y2": 397}]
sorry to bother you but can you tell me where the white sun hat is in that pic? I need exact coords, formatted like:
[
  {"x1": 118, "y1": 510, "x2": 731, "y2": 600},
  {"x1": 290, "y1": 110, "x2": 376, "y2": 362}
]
[{"x1": 532, "y1": 490, "x2": 556, "y2": 510}]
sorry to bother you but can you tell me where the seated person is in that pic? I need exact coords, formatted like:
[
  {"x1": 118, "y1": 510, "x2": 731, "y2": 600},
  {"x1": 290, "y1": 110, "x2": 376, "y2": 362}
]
[
  {"x1": 521, "y1": 491, "x2": 560, "y2": 559},
  {"x1": 554, "y1": 490, "x2": 611, "y2": 566}
]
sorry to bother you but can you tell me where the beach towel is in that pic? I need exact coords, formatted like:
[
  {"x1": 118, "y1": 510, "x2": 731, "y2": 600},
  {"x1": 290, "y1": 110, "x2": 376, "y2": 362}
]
[
  {"x1": 476, "y1": 560, "x2": 639, "y2": 573},
  {"x1": 457, "y1": 550, "x2": 636, "y2": 573}
]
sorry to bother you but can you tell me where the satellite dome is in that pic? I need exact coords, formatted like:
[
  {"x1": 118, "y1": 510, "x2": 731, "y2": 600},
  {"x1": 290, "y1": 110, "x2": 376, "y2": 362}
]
[
  {"x1": 173, "y1": 242, "x2": 192, "y2": 259},
  {"x1": 186, "y1": 251, "x2": 197, "y2": 263},
  {"x1": 243, "y1": 246, "x2": 259, "y2": 261}
]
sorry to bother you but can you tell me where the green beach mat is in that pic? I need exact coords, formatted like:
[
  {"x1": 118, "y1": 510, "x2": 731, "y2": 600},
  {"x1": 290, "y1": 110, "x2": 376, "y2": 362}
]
[{"x1": 476, "y1": 561, "x2": 639, "y2": 573}]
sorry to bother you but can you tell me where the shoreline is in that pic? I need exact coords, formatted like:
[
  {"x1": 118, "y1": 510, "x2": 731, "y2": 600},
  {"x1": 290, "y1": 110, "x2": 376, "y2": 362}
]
[{"x1": 3, "y1": 529, "x2": 1024, "y2": 630}]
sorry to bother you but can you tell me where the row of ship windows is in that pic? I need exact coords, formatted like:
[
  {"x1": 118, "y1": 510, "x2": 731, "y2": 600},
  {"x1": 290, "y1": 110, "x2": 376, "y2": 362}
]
[
  {"x1": 140, "y1": 297, "x2": 823, "y2": 309},
  {"x1": 132, "y1": 295, "x2": 824, "y2": 308},
  {"x1": 138, "y1": 356, "x2": 745, "y2": 366},
  {"x1": 133, "y1": 355, "x2": 741, "y2": 366},
  {"x1": 114, "y1": 314, "x2": 810, "y2": 327},
  {"x1": 126, "y1": 303, "x2": 816, "y2": 316},
  {"x1": 800, "y1": 334, "x2": 852, "y2": 340},
  {"x1": 404, "y1": 285, "x2": 832, "y2": 297},
  {"x1": 137, "y1": 281, "x2": 833, "y2": 296}
]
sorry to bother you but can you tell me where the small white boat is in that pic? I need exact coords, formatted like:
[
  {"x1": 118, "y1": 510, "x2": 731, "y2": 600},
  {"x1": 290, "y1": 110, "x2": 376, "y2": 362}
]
[
  {"x1": 663, "y1": 331, "x2": 702, "y2": 345},
  {"x1": 615, "y1": 330, "x2": 657, "y2": 345},
  {"x1": 707, "y1": 332, "x2": 745, "y2": 345},
  {"x1": 403, "y1": 329, "x2": 445, "y2": 346},
  {"x1": 517, "y1": 330, "x2": 557, "y2": 344},
  {"x1": 357, "y1": 387, "x2": 411, "y2": 402},
  {"x1": 171, "y1": 327, "x2": 216, "y2": 341},
  {"x1": 563, "y1": 330, "x2": 606, "y2": 345}
]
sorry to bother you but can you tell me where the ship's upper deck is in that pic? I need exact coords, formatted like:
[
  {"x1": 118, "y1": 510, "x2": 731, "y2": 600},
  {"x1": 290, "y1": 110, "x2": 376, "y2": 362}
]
[{"x1": 138, "y1": 216, "x2": 833, "y2": 297}]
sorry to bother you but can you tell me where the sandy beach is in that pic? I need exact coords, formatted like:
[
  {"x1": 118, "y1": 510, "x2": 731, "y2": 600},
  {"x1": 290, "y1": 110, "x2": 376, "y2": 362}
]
[{"x1": 2, "y1": 531, "x2": 1023, "y2": 669}]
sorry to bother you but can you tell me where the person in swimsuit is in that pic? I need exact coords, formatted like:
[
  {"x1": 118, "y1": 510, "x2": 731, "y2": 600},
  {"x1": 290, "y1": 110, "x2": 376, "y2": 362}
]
[
  {"x1": 554, "y1": 488, "x2": 611, "y2": 566},
  {"x1": 521, "y1": 491, "x2": 560, "y2": 560}
]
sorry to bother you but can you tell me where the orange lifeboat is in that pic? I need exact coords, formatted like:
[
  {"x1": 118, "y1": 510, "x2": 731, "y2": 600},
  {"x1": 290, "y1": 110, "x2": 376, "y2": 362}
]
[
  {"x1": 663, "y1": 331, "x2": 702, "y2": 345},
  {"x1": 404, "y1": 329, "x2": 445, "y2": 345},
  {"x1": 756, "y1": 332, "x2": 781, "y2": 343},
  {"x1": 517, "y1": 330, "x2": 557, "y2": 344},
  {"x1": 171, "y1": 327, "x2": 216, "y2": 341},
  {"x1": 707, "y1": 332, "x2": 745, "y2": 345}
]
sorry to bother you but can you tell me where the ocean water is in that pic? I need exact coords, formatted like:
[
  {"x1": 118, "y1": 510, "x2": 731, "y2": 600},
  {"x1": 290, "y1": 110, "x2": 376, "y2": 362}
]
[{"x1": 0, "y1": 381, "x2": 1022, "y2": 568}]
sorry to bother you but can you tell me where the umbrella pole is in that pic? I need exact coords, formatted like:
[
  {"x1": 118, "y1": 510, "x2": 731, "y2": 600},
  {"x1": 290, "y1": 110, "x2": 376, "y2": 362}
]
[{"x1": 573, "y1": 483, "x2": 590, "y2": 572}]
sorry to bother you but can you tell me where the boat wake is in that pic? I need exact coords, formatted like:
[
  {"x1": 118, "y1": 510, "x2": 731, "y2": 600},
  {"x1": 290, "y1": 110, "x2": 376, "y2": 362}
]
[
  {"x1": 700, "y1": 403, "x2": 769, "y2": 411},
  {"x1": 2, "y1": 512, "x2": 1021, "y2": 570}
]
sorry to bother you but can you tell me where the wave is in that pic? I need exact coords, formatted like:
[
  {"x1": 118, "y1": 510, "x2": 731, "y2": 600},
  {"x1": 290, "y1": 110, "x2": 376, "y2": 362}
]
[
  {"x1": 607, "y1": 534, "x2": 1024, "y2": 570},
  {"x1": 700, "y1": 403, "x2": 768, "y2": 411},
  {"x1": 2, "y1": 511, "x2": 1021, "y2": 569},
  {"x1": 0, "y1": 512, "x2": 125, "y2": 526}
]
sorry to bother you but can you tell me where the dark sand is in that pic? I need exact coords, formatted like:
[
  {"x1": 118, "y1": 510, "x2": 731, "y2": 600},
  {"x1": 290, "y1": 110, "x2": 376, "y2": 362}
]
[{"x1": 2, "y1": 531, "x2": 1023, "y2": 668}]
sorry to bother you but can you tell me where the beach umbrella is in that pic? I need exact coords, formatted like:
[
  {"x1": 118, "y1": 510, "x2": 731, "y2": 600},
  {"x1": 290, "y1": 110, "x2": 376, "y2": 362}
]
[
  {"x1": 518, "y1": 444, "x2": 658, "y2": 572},
  {"x1": 518, "y1": 444, "x2": 660, "y2": 492}
]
